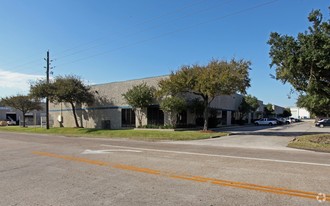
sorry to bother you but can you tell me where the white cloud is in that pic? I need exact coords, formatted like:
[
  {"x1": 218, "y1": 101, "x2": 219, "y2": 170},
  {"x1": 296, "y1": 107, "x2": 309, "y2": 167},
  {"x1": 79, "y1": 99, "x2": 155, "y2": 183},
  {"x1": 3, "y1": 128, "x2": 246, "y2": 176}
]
[{"x1": 0, "y1": 69, "x2": 44, "y2": 97}]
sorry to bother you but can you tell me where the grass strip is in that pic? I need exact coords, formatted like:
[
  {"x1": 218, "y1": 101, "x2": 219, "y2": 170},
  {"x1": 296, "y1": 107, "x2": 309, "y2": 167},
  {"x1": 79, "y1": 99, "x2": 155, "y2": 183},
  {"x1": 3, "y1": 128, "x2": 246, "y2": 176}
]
[
  {"x1": 288, "y1": 134, "x2": 330, "y2": 153},
  {"x1": 0, "y1": 126, "x2": 227, "y2": 141}
]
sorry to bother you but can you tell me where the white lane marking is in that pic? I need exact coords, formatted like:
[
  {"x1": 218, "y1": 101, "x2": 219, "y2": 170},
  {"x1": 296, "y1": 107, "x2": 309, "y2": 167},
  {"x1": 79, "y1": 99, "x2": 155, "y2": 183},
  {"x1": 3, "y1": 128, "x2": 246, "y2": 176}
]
[
  {"x1": 101, "y1": 144, "x2": 330, "y2": 167},
  {"x1": 82, "y1": 149, "x2": 142, "y2": 154}
]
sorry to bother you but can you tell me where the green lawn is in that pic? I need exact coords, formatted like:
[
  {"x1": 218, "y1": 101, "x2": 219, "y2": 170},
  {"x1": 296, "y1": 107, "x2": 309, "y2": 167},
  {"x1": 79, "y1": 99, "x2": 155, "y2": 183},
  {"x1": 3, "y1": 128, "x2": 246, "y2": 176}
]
[
  {"x1": 288, "y1": 134, "x2": 330, "y2": 153},
  {"x1": 0, "y1": 126, "x2": 228, "y2": 141}
]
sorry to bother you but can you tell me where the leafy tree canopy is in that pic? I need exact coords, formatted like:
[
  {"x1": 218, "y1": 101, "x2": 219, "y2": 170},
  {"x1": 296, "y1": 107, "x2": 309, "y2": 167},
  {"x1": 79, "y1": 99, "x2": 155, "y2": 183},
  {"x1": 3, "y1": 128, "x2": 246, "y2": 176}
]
[
  {"x1": 160, "y1": 96, "x2": 186, "y2": 113},
  {"x1": 160, "y1": 96, "x2": 186, "y2": 127},
  {"x1": 122, "y1": 82, "x2": 155, "y2": 109},
  {"x1": 282, "y1": 108, "x2": 292, "y2": 118},
  {"x1": 238, "y1": 95, "x2": 259, "y2": 119},
  {"x1": 297, "y1": 94, "x2": 330, "y2": 117},
  {"x1": 122, "y1": 82, "x2": 156, "y2": 127},
  {"x1": 264, "y1": 103, "x2": 275, "y2": 117},
  {"x1": 158, "y1": 58, "x2": 251, "y2": 130},
  {"x1": 187, "y1": 98, "x2": 205, "y2": 118},
  {"x1": 30, "y1": 75, "x2": 95, "y2": 128},
  {"x1": 51, "y1": 75, "x2": 95, "y2": 105},
  {"x1": 268, "y1": 8, "x2": 330, "y2": 97}
]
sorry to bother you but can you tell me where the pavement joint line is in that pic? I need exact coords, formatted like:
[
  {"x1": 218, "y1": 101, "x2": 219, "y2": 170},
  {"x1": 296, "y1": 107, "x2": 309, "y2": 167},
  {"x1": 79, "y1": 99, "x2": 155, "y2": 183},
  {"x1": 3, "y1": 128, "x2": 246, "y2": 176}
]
[
  {"x1": 32, "y1": 151, "x2": 329, "y2": 202},
  {"x1": 101, "y1": 144, "x2": 330, "y2": 167}
]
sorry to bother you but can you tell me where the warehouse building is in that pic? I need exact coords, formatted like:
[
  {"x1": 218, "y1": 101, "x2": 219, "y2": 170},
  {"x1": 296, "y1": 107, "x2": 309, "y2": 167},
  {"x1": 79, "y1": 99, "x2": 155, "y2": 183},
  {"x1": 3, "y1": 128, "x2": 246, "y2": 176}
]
[{"x1": 49, "y1": 75, "x2": 265, "y2": 129}]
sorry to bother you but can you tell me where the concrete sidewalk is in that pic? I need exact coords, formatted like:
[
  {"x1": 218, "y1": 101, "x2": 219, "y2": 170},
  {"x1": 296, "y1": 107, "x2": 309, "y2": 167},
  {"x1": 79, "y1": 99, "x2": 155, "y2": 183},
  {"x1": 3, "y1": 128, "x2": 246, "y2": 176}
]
[{"x1": 167, "y1": 134, "x2": 296, "y2": 150}]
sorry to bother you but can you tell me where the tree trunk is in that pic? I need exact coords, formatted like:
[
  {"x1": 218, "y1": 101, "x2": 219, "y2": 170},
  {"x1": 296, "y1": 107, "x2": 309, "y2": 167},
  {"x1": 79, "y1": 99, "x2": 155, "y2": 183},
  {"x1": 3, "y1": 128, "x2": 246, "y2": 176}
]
[
  {"x1": 70, "y1": 102, "x2": 80, "y2": 128},
  {"x1": 203, "y1": 97, "x2": 209, "y2": 131},
  {"x1": 136, "y1": 109, "x2": 143, "y2": 127},
  {"x1": 22, "y1": 112, "x2": 26, "y2": 127},
  {"x1": 169, "y1": 112, "x2": 177, "y2": 128}
]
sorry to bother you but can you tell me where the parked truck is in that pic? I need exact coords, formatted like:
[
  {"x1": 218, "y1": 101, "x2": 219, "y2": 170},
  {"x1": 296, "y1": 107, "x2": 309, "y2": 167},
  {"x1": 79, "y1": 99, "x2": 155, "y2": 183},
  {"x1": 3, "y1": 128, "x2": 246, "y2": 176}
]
[{"x1": 254, "y1": 118, "x2": 277, "y2": 126}]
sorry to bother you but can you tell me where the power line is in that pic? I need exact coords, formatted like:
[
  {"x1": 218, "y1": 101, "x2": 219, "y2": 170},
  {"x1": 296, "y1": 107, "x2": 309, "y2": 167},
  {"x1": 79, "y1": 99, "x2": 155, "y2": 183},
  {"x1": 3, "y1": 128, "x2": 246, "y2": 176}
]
[
  {"x1": 54, "y1": 0, "x2": 210, "y2": 59},
  {"x1": 56, "y1": 0, "x2": 279, "y2": 67},
  {"x1": 1, "y1": 0, "x2": 279, "y2": 75},
  {"x1": 54, "y1": 0, "x2": 234, "y2": 62},
  {"x1": 0, "y1": 0, "x2": 208, "y2": 74}
]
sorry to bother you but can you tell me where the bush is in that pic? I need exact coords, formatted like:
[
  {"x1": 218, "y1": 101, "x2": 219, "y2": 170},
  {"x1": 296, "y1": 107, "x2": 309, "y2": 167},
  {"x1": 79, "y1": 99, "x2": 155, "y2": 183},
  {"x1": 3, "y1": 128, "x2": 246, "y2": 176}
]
[{"x1": 138, "y1": 124, "x2": 175, "y2": 129}]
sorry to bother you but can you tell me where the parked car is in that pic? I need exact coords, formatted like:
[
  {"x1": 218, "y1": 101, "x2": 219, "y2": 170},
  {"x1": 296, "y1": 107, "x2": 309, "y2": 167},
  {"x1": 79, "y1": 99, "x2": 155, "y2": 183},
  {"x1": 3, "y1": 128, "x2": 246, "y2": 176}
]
[
  {"x1": 6, "y1": 116, "x2": 17, "y2": 126},
  {"x1": 284, "y1": 118, "x2": 292, "y2": 124},
  {"x1": 274, "y1": 118, "x2": 287, "y2": 125},
  {"x1": 315, "y1": 119, "x2": 330, "y2": 128},
  {"x1": 254, "y1": 118, "x2": 277, "y2": 126},
  {"x1": 290, "y1": 117, "x2": 296, "y2": 123},
  {"x1": 294, "y1": 118, "x2": 301, "y2": 122},
  {"x1": 6, "y1": 119, "x2": 16, "y2": 126}
]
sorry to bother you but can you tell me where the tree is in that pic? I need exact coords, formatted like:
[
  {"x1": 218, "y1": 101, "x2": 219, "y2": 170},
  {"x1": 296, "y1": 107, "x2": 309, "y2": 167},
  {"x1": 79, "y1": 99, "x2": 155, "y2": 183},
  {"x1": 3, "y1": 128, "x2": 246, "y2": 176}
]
[
  {"x1": 1, "y1": 95, "x2": 42, "y2": 127},
  {"x1": 268, "y1": 8, "x2": 330, "y2": 99},
  {"x1": 122, "y1": 83, "x2": 156, "y2": 127},
  {"x1": 264, "y1": 103, "x2": 275, "y2": 117},
  {"x1": 158, "y1": 59, "x2": 251, "y2": 130},
  {"x1": 238, "y1": 95, "x2": 259, "y2": 121},
  {"x1": 31, "y1": 75, "x2": 95, "y2": 128},
  {"x1": 160, "y1": 96, "x2": 186, "y2": 127},
  {"x1": 297, "y1": 94, "x2": 330, "y2": 117},
  {"x1": 282, "y1": 108, "x2": 292, "y2": 118},
  {"x1": 187, "y1": 98, "x2": 205, "y2": 124}
]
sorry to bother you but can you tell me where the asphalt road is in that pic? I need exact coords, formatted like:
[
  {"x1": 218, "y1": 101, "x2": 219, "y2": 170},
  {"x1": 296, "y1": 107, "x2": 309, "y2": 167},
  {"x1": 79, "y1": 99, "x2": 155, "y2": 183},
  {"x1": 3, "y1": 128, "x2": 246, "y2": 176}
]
[{"x1": 0, "y1": 122, "x2": 329, "y2": 206}]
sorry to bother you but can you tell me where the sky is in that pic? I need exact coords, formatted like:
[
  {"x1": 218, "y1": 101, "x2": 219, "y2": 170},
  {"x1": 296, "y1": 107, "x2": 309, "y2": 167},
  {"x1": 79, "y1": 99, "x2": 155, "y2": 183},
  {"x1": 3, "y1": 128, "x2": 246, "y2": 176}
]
[{"x1": 0, "y1": 0, "x2": 329, "y2": 107}]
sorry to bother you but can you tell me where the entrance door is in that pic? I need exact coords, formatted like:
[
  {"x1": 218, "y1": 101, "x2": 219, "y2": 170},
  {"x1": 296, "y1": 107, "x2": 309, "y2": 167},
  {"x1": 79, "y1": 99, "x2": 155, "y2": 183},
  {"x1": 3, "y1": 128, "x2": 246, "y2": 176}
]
[
  {"x1": 147, "y1": 106, "x2": 164, "y2": 126},
  {"x1": 121, "y1": 109, "x2": 136, "y2": 127}
]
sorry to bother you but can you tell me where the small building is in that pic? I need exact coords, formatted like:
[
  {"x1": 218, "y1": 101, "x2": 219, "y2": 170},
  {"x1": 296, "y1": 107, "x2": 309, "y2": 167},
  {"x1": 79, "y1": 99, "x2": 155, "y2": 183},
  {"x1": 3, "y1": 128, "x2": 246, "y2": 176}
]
[
  {"x1": 273, "y1": 104, "x2": 285, "y2": 116},
  {"x1": 290, "y1": 107, "x2": 310, "y2": 119},
  {"x1": 49, "y1": 75, "x2": 267, "y2": 129},
  {"x1": 0, "y1": 105, "x2": 45, "y2": 126}
]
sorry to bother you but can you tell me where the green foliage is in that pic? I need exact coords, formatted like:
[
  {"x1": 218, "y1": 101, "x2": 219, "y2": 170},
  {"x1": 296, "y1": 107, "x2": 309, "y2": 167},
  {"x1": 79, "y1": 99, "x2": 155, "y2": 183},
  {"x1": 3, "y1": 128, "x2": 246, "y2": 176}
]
[
  {"x1": 160, "y1": 96, "x2": 186, "y2": 127},
  {"x1": 245, "y1": 95, "x2": 260, "y2": 112},
  {"x1": 122, "y1": 83, "x2": 155, "y2": 109},
  {"x1": 268, "y1": 8, "x2": 330, "y2": 105},
  {"x1": 282, "y1": 108, "x2": 292, "y2": 118},
  {"x1": 238, "y1": 95, "x2": 259, "y2": 119},
  {"x1": 51, "y1": 76, "x2": 95, "y2": 105},
  {"x1": 187, "y1": 98, "x2": 205, "y2": 118},
  {"x1": 159, "y1": 59, "x2": 251, "y2": 98},
  {"x1": 30, "y1": 79, "x2": 53, "y2": 98},
  {"x1": 158, "y1": 59, "x2": 251, "y2": 130},
  {"x1": 264, "y1": 103, "x2": 275, "y2": 117},
  {"x1": 288, "y1": 134, "x2": 330, "y2": 153},
  {"x1": 30, "y1": 75, "x2": 95, "y2": 128},
  {"x1": 139, "y1": 124, "x2": 175, "y2": 129},
  {"x1": 160, "y1": 96, "x2": 186, "y2": 113},
  {"x1": 297, "y1": 94, "x2": 330, "y2": 117},
  {"x1": 1, "y1": 95, "x2": 42, "y2": 127},
  {"x1": 122, "y1": 83, "x2": 156, "y2": 127}
]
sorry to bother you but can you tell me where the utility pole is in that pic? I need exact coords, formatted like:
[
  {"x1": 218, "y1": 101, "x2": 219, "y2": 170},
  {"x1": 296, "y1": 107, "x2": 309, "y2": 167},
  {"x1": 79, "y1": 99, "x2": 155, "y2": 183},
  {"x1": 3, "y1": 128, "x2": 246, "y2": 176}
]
[{"x1": 45, "y1": 50, "x2": 50, "y2": 129}]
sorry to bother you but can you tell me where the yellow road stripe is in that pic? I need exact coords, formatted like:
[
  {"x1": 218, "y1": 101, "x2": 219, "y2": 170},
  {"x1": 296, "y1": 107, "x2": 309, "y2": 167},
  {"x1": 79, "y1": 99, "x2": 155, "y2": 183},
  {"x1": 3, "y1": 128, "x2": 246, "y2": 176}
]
[
  {"x1": 191, "y1": 175, "x2": 319, "y2": 196},
  {"x1": 32, "y1": 151, "x2": 329, "y2": 202},
  {"x1": 112, "y1": 164, "x2": 161, "y2": 175},
  {"x1": 32, "y1": 151, "x2": 109, "y2": 166}
]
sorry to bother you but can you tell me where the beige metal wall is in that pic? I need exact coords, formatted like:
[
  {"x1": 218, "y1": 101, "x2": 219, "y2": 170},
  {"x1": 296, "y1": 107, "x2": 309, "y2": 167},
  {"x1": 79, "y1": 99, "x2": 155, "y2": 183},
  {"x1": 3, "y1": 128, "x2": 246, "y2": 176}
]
[
  {"x1": 49, "y1": 75, "x2": 266, "y2": 128},
  {"x1": 49, "y1": 76, "x2": 167, "y2": 129}
]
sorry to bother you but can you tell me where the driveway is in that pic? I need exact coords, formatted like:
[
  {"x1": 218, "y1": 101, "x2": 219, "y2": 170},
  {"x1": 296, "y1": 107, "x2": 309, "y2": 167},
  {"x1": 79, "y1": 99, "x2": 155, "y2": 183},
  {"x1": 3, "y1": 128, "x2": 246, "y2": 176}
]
[{"x1": 169, "y1": 121, "x2": 327, "y2": 151}]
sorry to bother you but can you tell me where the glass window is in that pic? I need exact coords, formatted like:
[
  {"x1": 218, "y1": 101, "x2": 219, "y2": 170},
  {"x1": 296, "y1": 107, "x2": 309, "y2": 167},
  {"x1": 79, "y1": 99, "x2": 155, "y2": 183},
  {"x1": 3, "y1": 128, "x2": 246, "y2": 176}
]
[{"x1": 121, "y1": 109, "x2": 136, "y2": 127}]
